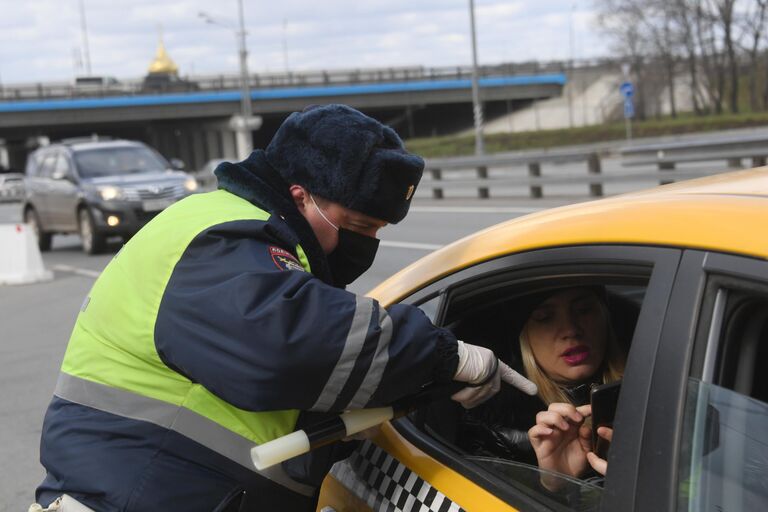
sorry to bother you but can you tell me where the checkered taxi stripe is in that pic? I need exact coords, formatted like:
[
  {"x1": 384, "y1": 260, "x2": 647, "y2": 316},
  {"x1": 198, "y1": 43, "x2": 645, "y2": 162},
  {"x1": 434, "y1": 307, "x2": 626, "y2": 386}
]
[{"x1": 329, "y1": 440, "x2": 466, "y2": 512}]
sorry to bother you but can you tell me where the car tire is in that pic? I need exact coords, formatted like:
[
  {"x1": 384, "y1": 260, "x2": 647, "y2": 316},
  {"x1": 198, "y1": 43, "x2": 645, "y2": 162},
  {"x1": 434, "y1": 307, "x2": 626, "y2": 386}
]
[
  {"x1": 79, "y1": 208, "x2": 106, "y2": 255},
  {"x1": 24, "y1": 207, "x2": 52, "y2": 251}
]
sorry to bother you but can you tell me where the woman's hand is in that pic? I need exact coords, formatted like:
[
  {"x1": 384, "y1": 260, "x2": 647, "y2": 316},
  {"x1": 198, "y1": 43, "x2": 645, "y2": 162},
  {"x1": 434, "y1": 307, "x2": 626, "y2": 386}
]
[
  {"x1": 528, "y1": 403, "x2": 593, "y2": 492},
  {"x1": 586, "y1": 426, "x2": 612, "y2": 476}
]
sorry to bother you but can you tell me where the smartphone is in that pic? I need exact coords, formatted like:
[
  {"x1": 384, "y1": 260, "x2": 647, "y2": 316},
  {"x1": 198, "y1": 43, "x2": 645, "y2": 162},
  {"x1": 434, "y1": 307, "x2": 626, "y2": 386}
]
[{"x1": 590, "y1": 380, "x2": 622, "y2": 460}]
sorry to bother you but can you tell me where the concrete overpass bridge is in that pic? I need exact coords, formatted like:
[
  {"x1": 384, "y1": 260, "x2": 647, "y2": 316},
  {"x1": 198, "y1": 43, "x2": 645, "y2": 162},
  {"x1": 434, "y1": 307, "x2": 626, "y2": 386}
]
[{"x1": 0, "y1": 65, "x2": 565, "y2": 171}]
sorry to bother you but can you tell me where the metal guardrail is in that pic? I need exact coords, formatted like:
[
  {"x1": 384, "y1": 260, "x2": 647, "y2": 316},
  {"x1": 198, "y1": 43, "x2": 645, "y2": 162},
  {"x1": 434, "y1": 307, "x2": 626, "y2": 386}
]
[
  {"x1": 424, "y1": 150, "x2": 604, "y2": 199},
  {"x1": 620, "y1": 133, "x2": 768, "y2": 184},
  {"x1": 422, "y1": 139, "x2": 767, "y2": 199}
]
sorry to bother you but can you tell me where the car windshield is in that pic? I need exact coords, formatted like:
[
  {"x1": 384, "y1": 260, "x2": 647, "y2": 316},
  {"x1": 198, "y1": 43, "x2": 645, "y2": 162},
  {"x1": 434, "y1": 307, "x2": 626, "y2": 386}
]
[{"x1": 73, "y1": 147, "x2": 169, "y2": 178}]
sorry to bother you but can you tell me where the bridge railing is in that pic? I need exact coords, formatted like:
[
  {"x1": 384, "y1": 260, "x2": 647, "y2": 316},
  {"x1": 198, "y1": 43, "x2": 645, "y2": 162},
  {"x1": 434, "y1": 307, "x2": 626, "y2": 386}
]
[{"x1": 0, "y1": 62, "x2": 571, "y2": 102}]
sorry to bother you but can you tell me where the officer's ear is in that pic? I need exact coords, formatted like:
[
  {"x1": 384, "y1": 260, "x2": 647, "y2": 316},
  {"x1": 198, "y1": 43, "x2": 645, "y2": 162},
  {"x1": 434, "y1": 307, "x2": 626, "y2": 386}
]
[{"x1": 289, "y1": 185, "x2": 310, "y2": 213}]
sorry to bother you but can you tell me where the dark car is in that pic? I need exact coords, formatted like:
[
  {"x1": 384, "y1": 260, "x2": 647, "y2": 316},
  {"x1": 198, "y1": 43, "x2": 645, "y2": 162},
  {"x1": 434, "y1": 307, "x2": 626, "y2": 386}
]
[{"x1": 22, "y1": 138, "x2": 198, "y2": 254}]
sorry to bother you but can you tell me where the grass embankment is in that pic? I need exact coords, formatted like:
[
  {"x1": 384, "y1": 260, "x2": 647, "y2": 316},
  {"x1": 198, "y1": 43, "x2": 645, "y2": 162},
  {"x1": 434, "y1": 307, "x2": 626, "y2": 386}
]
[{"x1": 406, "y1": 111, "x2": 768, "y2": 158}]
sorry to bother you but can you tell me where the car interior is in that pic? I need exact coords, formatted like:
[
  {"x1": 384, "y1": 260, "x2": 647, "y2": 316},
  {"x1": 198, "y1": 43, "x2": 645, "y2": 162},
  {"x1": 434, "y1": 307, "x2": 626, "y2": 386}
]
[{"x1": 402, "y1": 271, "x2": 649, "y2": 506}]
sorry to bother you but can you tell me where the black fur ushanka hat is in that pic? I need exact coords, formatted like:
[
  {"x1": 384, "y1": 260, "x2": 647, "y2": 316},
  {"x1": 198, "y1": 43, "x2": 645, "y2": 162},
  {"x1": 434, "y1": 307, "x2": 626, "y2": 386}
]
[{"x1": 265, "y1": 104, "x2": 424, "y2": 224}]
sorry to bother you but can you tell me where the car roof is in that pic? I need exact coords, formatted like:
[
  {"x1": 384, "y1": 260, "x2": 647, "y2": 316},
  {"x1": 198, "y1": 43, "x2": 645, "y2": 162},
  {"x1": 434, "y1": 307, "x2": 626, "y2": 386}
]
[{"x1": 370, "y1": 168, "x2": 768, "y2": 304}]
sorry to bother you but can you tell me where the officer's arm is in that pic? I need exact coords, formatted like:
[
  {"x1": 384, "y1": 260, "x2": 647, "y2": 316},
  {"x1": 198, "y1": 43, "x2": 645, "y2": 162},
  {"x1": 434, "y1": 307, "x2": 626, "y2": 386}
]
[{"x1": 154, "y1": 234, "x2": 457, "y2": 413}]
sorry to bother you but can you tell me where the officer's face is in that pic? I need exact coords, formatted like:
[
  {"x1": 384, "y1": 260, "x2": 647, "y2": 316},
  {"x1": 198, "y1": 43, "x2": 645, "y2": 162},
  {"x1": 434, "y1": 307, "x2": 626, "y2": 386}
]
[{"x1": 290, "y1": 185, "x2": 387, "y2": 253}]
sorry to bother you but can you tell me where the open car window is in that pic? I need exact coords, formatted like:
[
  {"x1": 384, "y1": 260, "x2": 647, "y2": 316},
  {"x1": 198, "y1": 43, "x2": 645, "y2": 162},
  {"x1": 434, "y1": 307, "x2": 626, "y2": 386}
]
[{"x1": 399, "y1": 246, "x2": 681, "y2": 511}]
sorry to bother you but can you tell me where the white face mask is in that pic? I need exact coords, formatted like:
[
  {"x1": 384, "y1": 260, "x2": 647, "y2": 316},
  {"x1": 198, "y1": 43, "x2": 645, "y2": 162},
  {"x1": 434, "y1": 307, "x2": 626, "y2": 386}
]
[{"x1": 310, "y1": 194, "x2": 339, "y2": 231}]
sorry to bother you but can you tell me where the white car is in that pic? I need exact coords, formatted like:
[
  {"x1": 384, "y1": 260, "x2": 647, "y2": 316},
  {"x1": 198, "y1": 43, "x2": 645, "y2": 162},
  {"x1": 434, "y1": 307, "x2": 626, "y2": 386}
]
[{"x1": 0, "y1": 172, "x2": 24, "y2": 202}]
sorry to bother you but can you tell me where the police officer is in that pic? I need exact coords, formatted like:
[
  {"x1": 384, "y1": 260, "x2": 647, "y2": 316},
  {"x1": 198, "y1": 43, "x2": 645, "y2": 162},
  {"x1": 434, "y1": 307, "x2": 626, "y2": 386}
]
[{"x1": 35, "y1": 105, "x2": 535, "y2": 511}]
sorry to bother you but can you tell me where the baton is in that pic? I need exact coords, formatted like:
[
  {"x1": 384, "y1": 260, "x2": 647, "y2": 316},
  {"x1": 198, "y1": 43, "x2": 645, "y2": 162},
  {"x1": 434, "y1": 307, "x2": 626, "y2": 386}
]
[{"x1": 251, "y1": 383, "x2": 459, "y2": 470}]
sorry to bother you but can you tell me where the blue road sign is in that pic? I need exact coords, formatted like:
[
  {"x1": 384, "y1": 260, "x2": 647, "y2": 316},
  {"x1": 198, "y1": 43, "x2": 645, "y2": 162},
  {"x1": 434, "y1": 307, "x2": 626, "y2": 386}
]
[
  {"x1": 624, "y1": 97, "x2": 635, "y2": 118},
  {"x1": 620, "y1": 81, "x2": 634, "y2": 98}
]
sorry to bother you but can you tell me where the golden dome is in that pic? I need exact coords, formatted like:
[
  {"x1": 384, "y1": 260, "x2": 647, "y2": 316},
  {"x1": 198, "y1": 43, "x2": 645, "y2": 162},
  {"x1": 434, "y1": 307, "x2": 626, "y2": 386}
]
[{"x1": 148, "y1": 38, "x2": 178, "y2": 75}]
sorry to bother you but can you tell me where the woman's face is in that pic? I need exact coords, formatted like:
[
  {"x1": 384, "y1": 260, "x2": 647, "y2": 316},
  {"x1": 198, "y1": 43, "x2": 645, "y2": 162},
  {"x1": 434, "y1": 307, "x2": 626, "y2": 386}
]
[{"x1": 523, "y1": 288, "x2": 608, "y2": 385}]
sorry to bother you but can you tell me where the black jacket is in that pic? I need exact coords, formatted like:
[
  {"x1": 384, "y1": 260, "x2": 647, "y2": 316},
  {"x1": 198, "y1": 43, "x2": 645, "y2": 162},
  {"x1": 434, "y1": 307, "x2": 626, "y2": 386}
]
[{"x1": 455, "y1": 360, "x2": 596, "y2": 465}]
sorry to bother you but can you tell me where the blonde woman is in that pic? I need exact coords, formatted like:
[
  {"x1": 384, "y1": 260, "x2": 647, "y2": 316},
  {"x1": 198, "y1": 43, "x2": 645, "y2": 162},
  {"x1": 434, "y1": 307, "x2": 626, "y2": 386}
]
[
  {"x1": 521, "y1": 286, "x2": 624, "y2": 491},
  {"x1": 458, "y1": 286, "x2": 625, "y2": 485}
]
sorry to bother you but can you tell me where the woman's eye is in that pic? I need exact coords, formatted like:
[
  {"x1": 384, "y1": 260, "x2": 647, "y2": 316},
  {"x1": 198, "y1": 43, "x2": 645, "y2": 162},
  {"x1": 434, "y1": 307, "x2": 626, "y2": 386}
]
[{"x1": 531, "y1": 312, "x2": 552, "y2": 323}]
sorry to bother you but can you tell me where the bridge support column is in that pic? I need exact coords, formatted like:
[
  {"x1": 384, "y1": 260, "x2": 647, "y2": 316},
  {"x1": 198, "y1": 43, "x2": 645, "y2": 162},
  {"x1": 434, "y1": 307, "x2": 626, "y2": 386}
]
[{"x1": 230, "y1": 115, "x2": 263, "y2": 160}]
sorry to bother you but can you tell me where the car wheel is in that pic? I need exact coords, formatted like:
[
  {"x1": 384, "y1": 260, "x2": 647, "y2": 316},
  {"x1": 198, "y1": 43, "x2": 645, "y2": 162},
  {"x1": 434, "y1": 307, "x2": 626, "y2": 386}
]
[
  {"x1": 79, "y1": 208, "x2": 106, "y2": 255},
  {"x1": 24, "y1": 207, "x2": 52, "y2": 251}
]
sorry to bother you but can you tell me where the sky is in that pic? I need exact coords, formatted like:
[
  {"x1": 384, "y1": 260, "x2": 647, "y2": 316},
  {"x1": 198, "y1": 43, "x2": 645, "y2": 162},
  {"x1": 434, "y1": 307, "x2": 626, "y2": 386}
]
[{"x1": 0, "y1": 0, "x2": 608, "y2": 85}]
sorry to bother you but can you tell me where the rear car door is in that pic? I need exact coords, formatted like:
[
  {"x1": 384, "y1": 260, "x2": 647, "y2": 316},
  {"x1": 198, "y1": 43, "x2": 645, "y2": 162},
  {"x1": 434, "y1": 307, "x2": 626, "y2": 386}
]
[{"x1": 639, "y1": 251, "x2": 768, "y2": 511}]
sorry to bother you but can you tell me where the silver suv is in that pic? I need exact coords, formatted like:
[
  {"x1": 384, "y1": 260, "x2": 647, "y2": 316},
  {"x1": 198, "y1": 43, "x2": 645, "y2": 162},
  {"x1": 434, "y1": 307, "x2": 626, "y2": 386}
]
[{"x1": 22, "y1": 138, "x2": 198, "y2": 254}]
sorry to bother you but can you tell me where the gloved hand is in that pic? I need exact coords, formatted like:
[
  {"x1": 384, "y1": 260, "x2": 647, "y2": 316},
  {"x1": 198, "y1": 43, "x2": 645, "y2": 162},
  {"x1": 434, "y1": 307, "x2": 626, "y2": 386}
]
[{"x1": 451, "y1": 340, "x2": 538, "y2": 409}]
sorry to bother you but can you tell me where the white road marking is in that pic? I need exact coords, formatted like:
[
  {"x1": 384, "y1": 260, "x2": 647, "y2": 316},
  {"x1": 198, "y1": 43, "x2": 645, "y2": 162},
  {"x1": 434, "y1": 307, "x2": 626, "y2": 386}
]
[
  {"x1": 53, "y1": 264, "x2": 101, "y2": 278},
  {"x1": 380, "y1": 240, "x2": 443, "y2": 251},
  {"x1": 408, "y1": 206, "x2": 544, "y2": 214}
]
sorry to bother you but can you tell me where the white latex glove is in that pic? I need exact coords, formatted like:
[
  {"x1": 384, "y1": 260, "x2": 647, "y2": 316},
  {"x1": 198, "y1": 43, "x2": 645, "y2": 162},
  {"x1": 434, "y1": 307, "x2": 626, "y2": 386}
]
[{"x1": 451, "y1": 340, "x2": 538, "y2": 409}]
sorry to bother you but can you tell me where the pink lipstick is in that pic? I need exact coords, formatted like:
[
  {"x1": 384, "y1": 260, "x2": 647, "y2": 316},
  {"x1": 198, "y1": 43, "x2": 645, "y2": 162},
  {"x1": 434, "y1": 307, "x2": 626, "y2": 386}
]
[{"x1": 561, "y1": 345, "x2": 590, "y2": 365}]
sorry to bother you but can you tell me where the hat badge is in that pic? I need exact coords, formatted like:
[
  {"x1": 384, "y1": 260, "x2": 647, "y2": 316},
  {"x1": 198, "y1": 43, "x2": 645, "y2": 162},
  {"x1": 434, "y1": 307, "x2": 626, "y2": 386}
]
[{"x1": 405, "y1": 184, "x2": 415, "y2": 200}]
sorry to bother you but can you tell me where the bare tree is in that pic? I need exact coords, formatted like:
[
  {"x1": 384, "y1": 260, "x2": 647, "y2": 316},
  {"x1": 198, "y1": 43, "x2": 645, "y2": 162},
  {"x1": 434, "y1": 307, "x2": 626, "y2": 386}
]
[
  {"x1": 742, "y1": 0, "x2": 768, "y2": 110},
  {"x1": 672, "y1": 0, "x2": 705, "y2": 114},
  {"x1": 596, "y1": 0, "x2": 658, "y2": 120},
  {"x1": 646, "y1": 1, "x2": 680, "y2": 117},
  {"x1": 711, "y1": 0, "x2": 740, "y2": 113},
  {"x1": 695, "y1": 1, "x2": 727, "y2": 113}
]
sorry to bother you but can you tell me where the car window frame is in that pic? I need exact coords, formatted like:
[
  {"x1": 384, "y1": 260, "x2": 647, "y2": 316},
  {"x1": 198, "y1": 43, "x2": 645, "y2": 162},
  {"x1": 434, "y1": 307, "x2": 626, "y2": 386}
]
[
  {"x1": 37, "y1": 151, "x2": 59, "y2": 179},
  {"x1": 394, "y1": 244, "x2": 682, "y2": 512},
  {"x1": 52, "y1": 151, "x2": 74, "y2": 179}
]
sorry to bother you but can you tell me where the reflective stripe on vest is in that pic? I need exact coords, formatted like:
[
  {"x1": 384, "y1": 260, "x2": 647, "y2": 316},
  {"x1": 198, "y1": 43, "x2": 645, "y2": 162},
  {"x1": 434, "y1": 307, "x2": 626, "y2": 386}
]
[
  {"x1": 55, "y1": 372, "x2": 315, "y2": 497},
  {"x1": 58, "y1": 190, "x2": 313, "y2": 495}
]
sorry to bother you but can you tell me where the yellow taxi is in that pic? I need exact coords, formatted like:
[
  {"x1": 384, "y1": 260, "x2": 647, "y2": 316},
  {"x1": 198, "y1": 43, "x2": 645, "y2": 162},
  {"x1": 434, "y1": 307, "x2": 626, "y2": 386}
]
[{"x1": 316, "y1": 168, "x2": 768, "y2": 511}]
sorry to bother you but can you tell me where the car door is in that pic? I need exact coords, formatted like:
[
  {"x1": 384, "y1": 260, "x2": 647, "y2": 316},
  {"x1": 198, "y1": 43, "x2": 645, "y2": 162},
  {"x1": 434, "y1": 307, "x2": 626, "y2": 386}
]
[
  {"x1": 318, "y1": 245, "x2": 681, "y2": 512},
  {"x1": 46, "y1": 151, "x2": 80, "y2": 231},
  {"x1": 638, "y1": 251, "x2": 768, "y2": 511},
  {"x1": 28, "y1": 151, "x2": 59, "y2": 227}
]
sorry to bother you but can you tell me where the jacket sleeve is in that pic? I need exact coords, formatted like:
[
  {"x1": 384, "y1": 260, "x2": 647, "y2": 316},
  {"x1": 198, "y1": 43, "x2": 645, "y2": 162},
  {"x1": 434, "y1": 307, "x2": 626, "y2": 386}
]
[{"x1": 154, "y1": 220, "x2": 458, "y2": 413}]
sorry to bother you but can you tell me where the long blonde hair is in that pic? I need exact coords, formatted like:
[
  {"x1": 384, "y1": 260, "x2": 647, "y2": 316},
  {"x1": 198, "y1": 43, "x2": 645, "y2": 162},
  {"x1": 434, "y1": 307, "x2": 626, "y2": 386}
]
[{"x1": 518, "y1": 298, "x2": 625, "y2": 406}]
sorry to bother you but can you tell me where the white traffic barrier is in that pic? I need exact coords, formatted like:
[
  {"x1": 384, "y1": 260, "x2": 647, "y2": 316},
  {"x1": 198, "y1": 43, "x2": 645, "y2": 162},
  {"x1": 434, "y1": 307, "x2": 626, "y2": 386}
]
[{"x1": 0, "y1": 223, "x2": 53, "y2": 285}]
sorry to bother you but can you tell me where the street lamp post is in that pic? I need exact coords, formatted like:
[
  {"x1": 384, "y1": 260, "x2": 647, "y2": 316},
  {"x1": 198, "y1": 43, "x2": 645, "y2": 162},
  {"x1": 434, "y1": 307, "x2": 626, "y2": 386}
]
[
  {"x1": 236, "y1": 0, "x2": 252, "y2": 140},
  {"x1": 200, "y1": 0, "x2": 261, "y2": 159},
  {"x1": 468, "y1": 0, "x2": 484, "y2": 156}
]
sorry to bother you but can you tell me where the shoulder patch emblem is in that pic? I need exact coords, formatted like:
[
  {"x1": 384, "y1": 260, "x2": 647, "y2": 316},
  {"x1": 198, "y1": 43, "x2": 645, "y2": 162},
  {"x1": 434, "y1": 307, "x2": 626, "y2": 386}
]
[{"x1": 269, "y1": 246, "x2": 305, "y2": 272}]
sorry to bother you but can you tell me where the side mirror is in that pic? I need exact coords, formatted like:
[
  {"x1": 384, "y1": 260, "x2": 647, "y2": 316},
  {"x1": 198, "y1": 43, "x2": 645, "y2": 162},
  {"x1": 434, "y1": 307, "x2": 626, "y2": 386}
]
[{"x1": 170, "y1": 158, "x2": 185, "y2": 170}]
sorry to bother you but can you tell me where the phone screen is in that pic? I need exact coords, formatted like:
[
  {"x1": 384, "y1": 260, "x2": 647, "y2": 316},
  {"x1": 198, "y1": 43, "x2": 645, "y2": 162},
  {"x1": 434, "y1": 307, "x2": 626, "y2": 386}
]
[{"x1": 590, "y1": 380, "x2": 622, "y2": 459}]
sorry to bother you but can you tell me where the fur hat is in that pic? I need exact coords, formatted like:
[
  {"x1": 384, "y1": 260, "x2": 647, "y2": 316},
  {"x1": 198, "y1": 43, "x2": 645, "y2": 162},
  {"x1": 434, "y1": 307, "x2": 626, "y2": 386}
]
[{"x1": 265, "y1": 104, "x2": 424, "y2": 224}]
